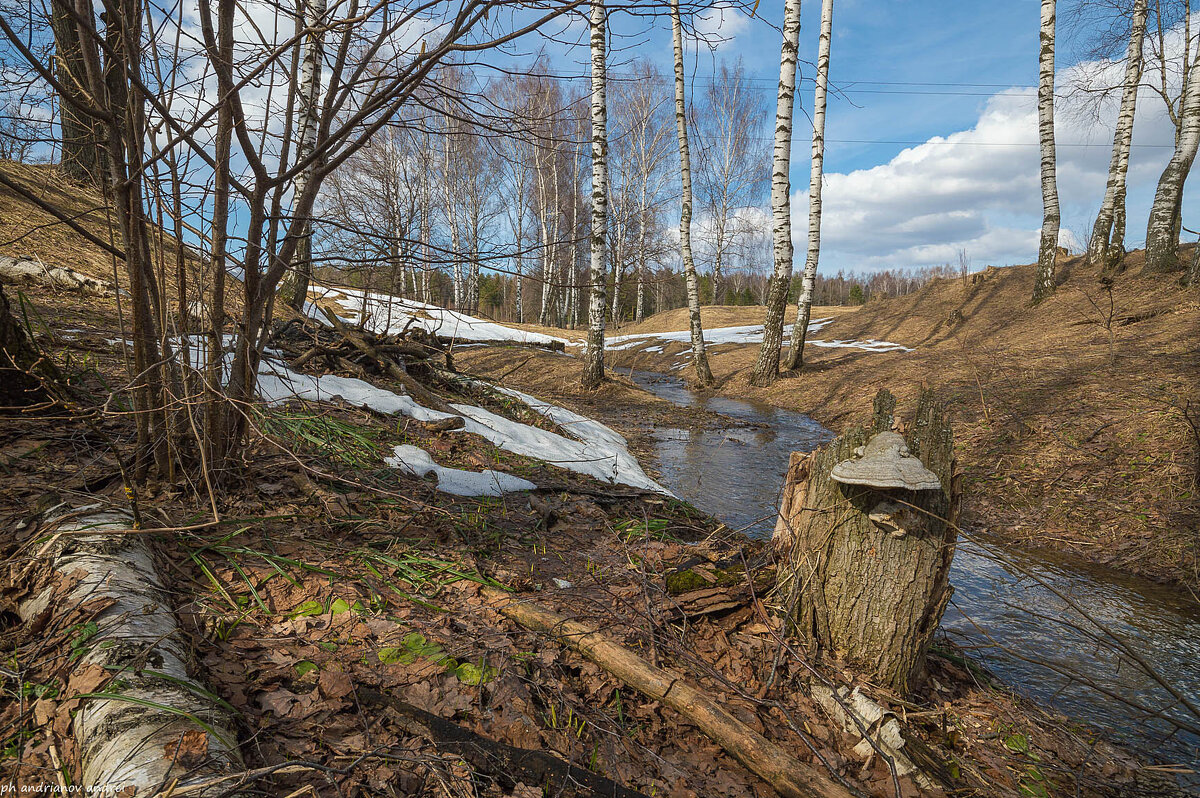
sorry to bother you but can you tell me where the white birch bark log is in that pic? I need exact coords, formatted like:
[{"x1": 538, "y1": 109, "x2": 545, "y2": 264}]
[
  {"x1": 1033, "y1": 0, "x2": 1060, "y2": 303},
  {"x1": 785, "y1": 0, "x2": 833, "y2": 372},
  {"x1": 582, "y1": 0, "x2": 608, "y2": 388},
  {"x1": 751, "y1": 0, "x2": 802, "y2": 386},
  {"x1": 281, "y1": 0, "x2": 326, "y2": 310},
  {"x1": 19, "y1": 510, "x2": 243, "y2": 794},
  {"x1": 1144, "y1": 49, "x2": 1200, "y2": 273},
  {"x1": 671, "y1": 0, "x2": 714, "y2": 387},
  {"x1": 1087, "y1": 0, "x2": 1146, "y2": 273}
]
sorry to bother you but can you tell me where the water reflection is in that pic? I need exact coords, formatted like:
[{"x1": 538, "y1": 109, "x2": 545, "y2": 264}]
[{"x1": 632, "y1": 371, "x2": 1200, "y2": 777}]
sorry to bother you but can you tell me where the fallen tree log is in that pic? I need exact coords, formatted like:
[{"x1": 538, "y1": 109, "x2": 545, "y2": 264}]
[
  {"x1": 0, "y1": 255, "x2": 113, "y2": 295},
  {"x1": 18, "y1": 508, "x2": 243, "y2": 795},
  {"x1": 480, "y1": 587, "x2": 854, "y2": 798},
  {"x1": 358, "y1": 689, "x2": 650, "y2": 797}
]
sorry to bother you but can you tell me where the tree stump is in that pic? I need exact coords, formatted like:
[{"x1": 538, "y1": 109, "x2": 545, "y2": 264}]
[{"x1": 773, "y1": 389, "x2": 960, "y2": 695}]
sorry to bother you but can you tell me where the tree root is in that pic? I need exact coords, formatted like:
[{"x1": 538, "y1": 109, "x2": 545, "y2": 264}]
[{"x1": 480, "y1": 587, "x2": 855, "y2": 798}]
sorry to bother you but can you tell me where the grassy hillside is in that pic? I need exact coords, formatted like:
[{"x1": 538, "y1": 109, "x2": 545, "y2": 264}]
[{"x1": 513, "y1": 259, "x2": 1200, "y2": 588}]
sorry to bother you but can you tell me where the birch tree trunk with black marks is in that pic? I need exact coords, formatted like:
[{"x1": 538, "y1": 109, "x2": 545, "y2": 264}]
[
  {"x1": 773, "y1": 390, "x2": 960, "y2": 696},
  {"x1": 1144, "y1": 49, "x2": 1200, "y2": 274},
  {"x1": 1087, "y1": 0, "x2": 1146, "y2": 274},
  {"x1": 1033, "y1": 0, "x2": 1060, "y2": 303},
  {"x1": 582, "y1": 0, "x2": 608, "y2": 389},
  {"x1": 670, "y1": 0, "x2": 714, "y2": 387},
  {"x1": 750, "y1": 0, "x2": 802, "y2": 386},
  {"x1": 785, "y1": 0, "x2": 833, "y2": 372},
  {"x1": 280, "y1": 0, "x2": 326, "y2": 310}
]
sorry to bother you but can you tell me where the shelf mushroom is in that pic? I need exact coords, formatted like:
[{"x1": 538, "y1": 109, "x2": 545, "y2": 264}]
[
  {"x1": 830, "y1": 431, "x2": 941, "y2": 491},
  {"x1": 830, "y1": 431, "x2": 942, "y2": 537}
]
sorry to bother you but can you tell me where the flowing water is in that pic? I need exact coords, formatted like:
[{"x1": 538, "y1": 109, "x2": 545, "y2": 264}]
[{"x1": 631, "y1": 371, "x2": 1200, "y2": 782}]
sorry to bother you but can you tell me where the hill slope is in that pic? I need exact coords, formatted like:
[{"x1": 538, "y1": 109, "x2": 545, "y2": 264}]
[{"x1": 610, "y1": 257, "x2": 1200, "y2": 587}]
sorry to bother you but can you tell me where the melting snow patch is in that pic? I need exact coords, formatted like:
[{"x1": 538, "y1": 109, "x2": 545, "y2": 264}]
[
  {"x1": 385, "y1": 445, "x2": 535, "y2": 496},
  {"x1": 254, "y1": 359, "x2": 669, "y2": 495},
  {"x1": 309, "y1": 285, "x2": 570, "y2": 347},
  {"x1": 606, "y1": 319, "x2": 834, "y2": 349}
]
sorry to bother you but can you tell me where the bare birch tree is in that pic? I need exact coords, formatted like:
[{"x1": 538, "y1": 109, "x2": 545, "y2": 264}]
[
  {"x1": 1086, "y1": 0, "x2": 1147, "y2": 274},
  {"x1": 1034, "y1": 0, "x2": 1061, "y2": 303},
  {"x1": 693, "y1": 59, "x2": 769, "y2": 306},
  {"x1": 671, "y1": 0, "x2": 714, "y2": 387},
  {"x1": 750, "y1": 0, "x2": 802, "y2": 387},
  {"x1": 784, "y1": 0, "x2": 833, "y2": 372},
  {"x1": 279, "y1": 0, "x2": 327, "y2": 310},
  {"x1": 582, "y1": 0, "x2": 609, "y2": 389},
  {"x1": 1145, "y1": 47, "x2": 1200, "y2": 273}
]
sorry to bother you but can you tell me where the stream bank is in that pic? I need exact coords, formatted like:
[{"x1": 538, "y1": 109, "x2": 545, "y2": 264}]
[{"x1": 629, "y1": 369, "x2": 1200, "y2": 784}]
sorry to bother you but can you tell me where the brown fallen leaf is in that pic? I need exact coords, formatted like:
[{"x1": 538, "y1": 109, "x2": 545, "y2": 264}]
[{"x1": 318, "y1": 669, "x2": 354, "y2": 699}]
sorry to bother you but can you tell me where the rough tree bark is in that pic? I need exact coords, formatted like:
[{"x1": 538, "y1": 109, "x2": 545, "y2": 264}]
[
  {"x1": 1144, "y1": 50, "x2": 1200, "y2": 274},
  {"x1": 280, "y1": 0, "x2": 327, "y2": 311},
  {"x1": 0, "y1": 283, "x2": 58, "y2": 407},
  {"x1": 1087, "y1": 0, "x2": 1146, "y2": 274},
  {"x1": 773, "y1": 389, "x2": 960, "y2": 696},
  {"x1": 784, "y1": 0, "x2": 833, "y2": 372},
  {"x1": 1033, "y1": 0, "x2": 1060, "y2": 303},
  {"x1": 50, "y1": 0, "x2": 103, "y2": 184},
  {"x1": 582, "y1": 0, "x2": 608, "y2": 389},
  {"x1": 670, "y1": 0, "x2": 714, "y2": 388},
  {"x1": 750, "y1": 0, "x2": 802, "y2": 386}
]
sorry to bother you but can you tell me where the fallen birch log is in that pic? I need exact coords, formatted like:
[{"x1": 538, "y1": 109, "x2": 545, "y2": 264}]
[
  {"x1": 480, "y1": 587, "x2": 854, "y2": 798},
  {"x1": 18, "y1": 508, "x2": 243, "y2": 795},
  {"x1": 0, "y1": 255, "x2": 113, "y2": 295}
]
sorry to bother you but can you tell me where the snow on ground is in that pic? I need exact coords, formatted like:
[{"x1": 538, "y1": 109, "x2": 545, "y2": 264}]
[
  {"x1": 384, "y1": 445, "x2": 535, "y2": 497},
  {"x1": 309, "y1": 285, "x2": 570, "y2": 347},
  {"x1": 255, "y1": 359, "x2": 669, "y2": 494},
  {"x1": 605, "y1": 319, "x2": 833, "y2": 350},
  {"x1": 603, "y1": 318, "x2": 911, "y2": 353},
  {"x1": 493, "y1": 386, "x2": 628, "y2": 449}
]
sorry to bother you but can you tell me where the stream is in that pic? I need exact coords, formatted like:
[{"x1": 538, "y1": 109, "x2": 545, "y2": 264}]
[{"x1": 630, "y1": 371, "x2": 1200, "y2": 783}]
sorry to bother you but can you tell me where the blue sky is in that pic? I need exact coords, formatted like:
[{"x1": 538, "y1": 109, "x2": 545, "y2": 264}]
[{"x1": 523, "y1": 0, "x2": 1194, "y2": 274}]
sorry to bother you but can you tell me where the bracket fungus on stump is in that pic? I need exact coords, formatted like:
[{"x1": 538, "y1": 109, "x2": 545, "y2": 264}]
[{"x1": 772, "y1": 389, "x2": 961, "y2": 695}]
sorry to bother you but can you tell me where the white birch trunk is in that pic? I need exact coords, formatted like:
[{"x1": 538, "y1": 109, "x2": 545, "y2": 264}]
[
  {"x1": 671, "y1": 0, "x2": 714, "y2": 387},
  {"x1": 750, "y1": 0, "x2": 802, "y2": 386},
  {"x1": 610, "y1": 215, "x2": 624, "y2": 326},
  {"x1": 582, "y1": 0, "x2": 608, "y2": 388},
  {"x1": 1087, "y1": 0, "x2": 1146, "y2": 273},
  {"x1": 785, "y1": 0, "x2": 833, "y2": 371},
  {"x1": 635, "y1": 181, "x2": 649, "y2": 323},
  {"x1": 281, "y1": 0, "x2": 326, "y2": 310},
  {"x1": 1145, "y1": 49, "x2": 1200, "y2": 273},
  {"x1": 1033, "y1": 0, "x2": 1060, "y2": 302},
  {"x1": 19, "y1": 511, "x2": 243, "y2": 794}
]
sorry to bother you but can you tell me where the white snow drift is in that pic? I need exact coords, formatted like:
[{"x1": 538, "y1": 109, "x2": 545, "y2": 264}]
[
  {"x1": 385, "y1": 444, "x2": 536, "y2": 497},
  {"x1": 255, "y1": 359, "x2": 669, "y2": 495}
]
